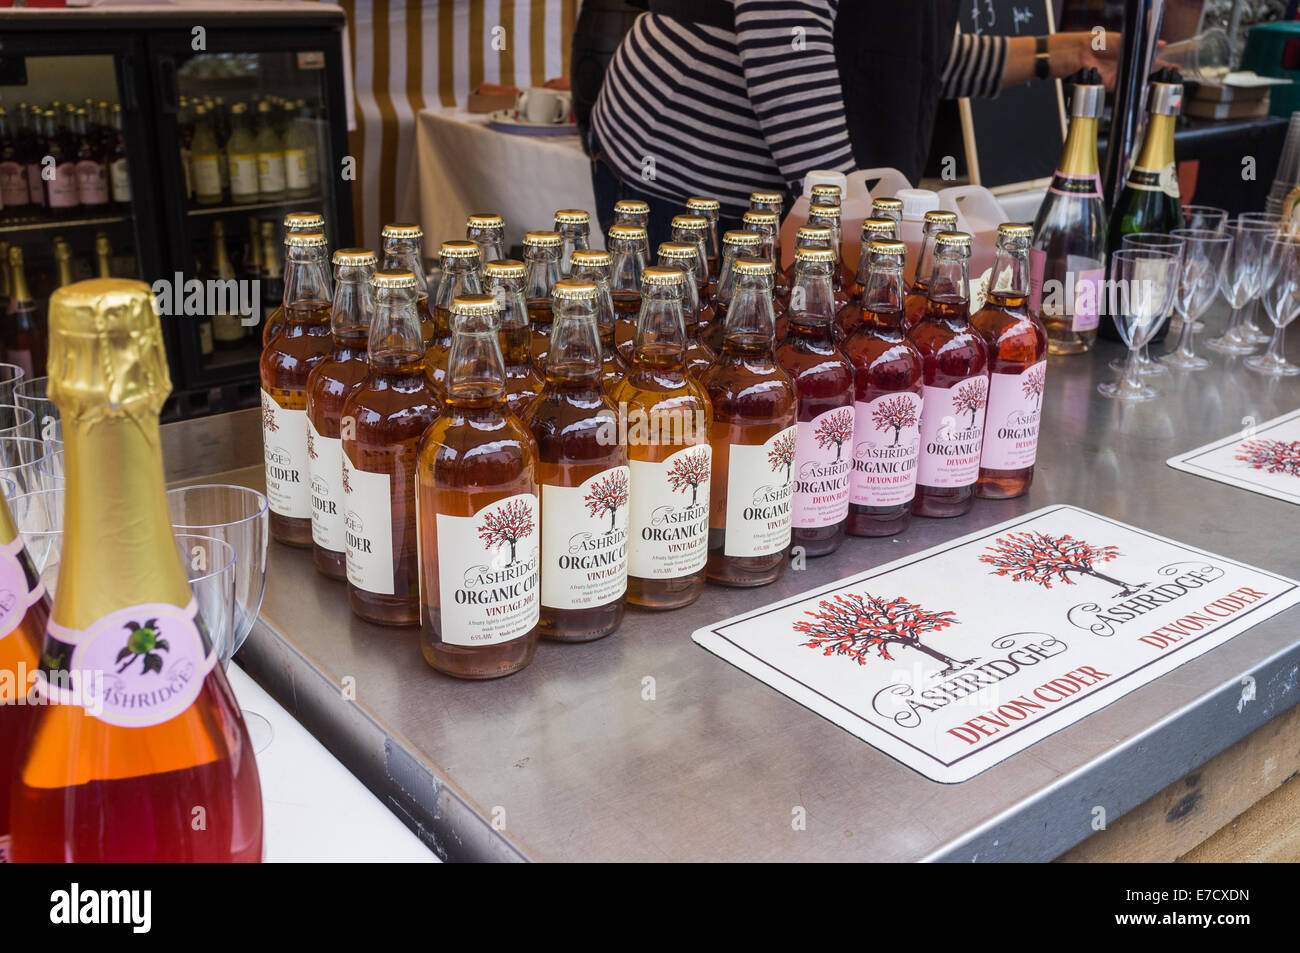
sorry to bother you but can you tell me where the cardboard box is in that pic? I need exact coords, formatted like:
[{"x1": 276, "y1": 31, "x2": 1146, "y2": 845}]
[{"x1": 1184, "y1": 95, "x2": 1272, "y2": 120}]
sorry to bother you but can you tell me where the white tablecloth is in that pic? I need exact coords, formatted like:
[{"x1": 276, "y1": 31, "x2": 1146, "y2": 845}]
[{"x1": 406, "y1": 106, "x2": 598, "y2": 252}]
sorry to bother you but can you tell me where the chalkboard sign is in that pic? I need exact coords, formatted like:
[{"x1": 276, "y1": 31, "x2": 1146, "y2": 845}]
[{"x1": 957, "y1": 0, "x2": 1067, "y2": 193}]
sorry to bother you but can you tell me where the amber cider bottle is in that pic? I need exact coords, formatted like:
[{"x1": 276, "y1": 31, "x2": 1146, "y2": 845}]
[
  {"x1": 260, "y1": 230, "x2": 333, "y2": 546},
  {"x1": 428, "y1": 239, "x2": 482, "y2": 396},
  {"x1": 262, "y1": 210, "x2": 327, "y2": 346},
  {"x1": 973, "y1": 223, "x2": 1048, "y2": 500},
  {"x1": 844, "y1": 239, "x2": 925, "y2": 537},
  {"x1": 569, "y1": 248, "x2": 629, "y2": 398},
  {"x1": 340, "y1": 270, "x2": 439, "y2": 625},
  {"x1": 608, "y1": 224, "x2": 648, "y2": 359},
  {"x1": 657, "y1": 242, "x2": 716, "y2": 378},
  {"x1": 908, "y1": 232, "x2": 990, "y2": 518},
  {"x1": 839, "y1": 218, "x2": 899, "y2": 339},
  {"x1": 381, "y1": 222, "x2": 435, "y2": 348},
  {"x1": 903, "y1": 210, "x2": 958, "y2": 329},
  {"x1": 700, "y1": 258, "x2": 797, "y2": 587},
  {"x1": 686, "y1": 196, "x2": 722, "y2": 278},
  {"x1": 609, "y1": 267, "x2": 713, "y2": 610},
  {"x1": 485, "y1": 258, "x2": 544, "y2": 417},
  {"x1": 705, "y1": 229, "x2": 760, "y2": 353},
  {"x1": 306, "y1": 248, "x2": 375, "y2": 579},
  {"x1": 525, "y1": 279, "x2": 629, "y2": 641},
  {"x1": 522, "y1": 230, "x2": 562, "y2": 370},
  {"x1": 417, "y1": 294, "x2": 540, "y2": 678}
]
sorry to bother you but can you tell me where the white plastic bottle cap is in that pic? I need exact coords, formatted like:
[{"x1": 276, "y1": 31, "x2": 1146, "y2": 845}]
[
  {"x1": 897, "y1": 188, "x2": 940, "y2": 220},
  {"x1": 803, "y1": 170, "x2": 849, "y2": 198}
]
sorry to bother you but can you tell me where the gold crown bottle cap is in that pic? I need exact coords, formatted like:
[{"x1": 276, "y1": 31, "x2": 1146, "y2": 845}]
[
  {"x1": 733, "y1": 257, "x2": 776, "y2": 276},
  {"x1": 743, "y1": 211, "x2": 779, "y2": 227},
  {"x1": 868, "y1": 238, "x2": 908, "y2": 255},
  {"x1": 484, "y1": 259, "x2": 526, "y2": 278},
  {"x1": 381, "y1": 222, "x2": 423, "y2": 239},
  {"x1": 450, "y1": 293, "x2": 503, "y2": 316},
  {"x1": 285, "y1": 211, "x2": 325, "y2": 230},
  {"x1": 371, "y1": 268, "x2": 418, "y2": 289},
  {"x1": 440, "y1": 239, "x2": 481, "y2": 259},
  {"x1": 686, "y1": 197, "x2": 720, "y2": 212},
  {"x1": 795, "y1": 247, "x2": 835, "y2": 263},
  {"x1": 467, "y1": 213, "x2": 505, "y2": 228},
  {"x1": 872, "y1": 197, "x2": 904, "y2": 212},
  {"x1": 808, "y1": 204, "x2": 842, "y2": 219},
  {"x1": 671, "y1": 215, "x2": 708, "y2": 231},
  {"x1": 47, "y1": 278, "x2": 172, "y2": 421},
  {"x1": 641, "y1": 266, "x2": 685, "y2": 286},
  {"x1": 614, "y1": 199, "x2": 650, "y2": 214},
  {"x1": 796, "y1": 225, "x2": 834, "y2": 241},
  {"x1": 997, "y1": 222, "x2": 1034, "y2": 239},
  {"x1": 749, "y1": 190, "x2": 783, "y2": 205},
  {"x1": 553, "y1": 278, "x2": 599, "y2": 300},
  {"x1": 569, "y1": 249, "x2": 612, "y2": 267},
  {"x1": 658, "y1": 242, "x2": 697, "y2": 260},
  {"x1": 861, "y1": 218, "x2": 897, "y2": 238},
  {"x1": 723, "y1": 230, "x2": 761, "y2": 246},
  {"x1": 810, "y1": 184, "x2": 842, "y2": 198},
  {"x1": 286, "y1": 231, "x2": 328, "y2": 248},
  {"x1": 333, "y1": 248, "x2": 377, "y2": 266},
  {"x1": 607, "y1": 225, "x2": 648, "y2": 242},
  {"x1": 935, "y1": 230, "x2": 973, "y2": 247},
  {"x1": 554, "y1": 209, "x2": 591, "y2": 225},
  {"x1": 924, "y1": 210, "x2": 959, "y2": 226},
  {"x1": 523, "y1": 230, "x2": 563, "y2": 247}
]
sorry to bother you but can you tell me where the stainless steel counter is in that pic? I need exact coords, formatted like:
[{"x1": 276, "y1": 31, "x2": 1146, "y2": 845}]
[{"x1": 214, "y1": 321, "x2": 1300, "y2": 862}]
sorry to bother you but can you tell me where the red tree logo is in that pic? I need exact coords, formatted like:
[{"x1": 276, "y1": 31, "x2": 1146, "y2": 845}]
[
  {"x1": 767, "y1": 430, "x2": 797, "y2": 483},
  {"x1": 1235, "y1": 439, "x2": 1300, "y2": 477},
  {"x1": 793, "y1": 592, "x2": 974, "y2": 675},
  {"x1": 667, "y1": 449, "x2": 710, "y2": 506},
  {"x1": 1021, "y1": 365, "x2": 1046, "y2": 410},
  {"x1": 584, "y1": 468, "x2": 630, "y2": 532},
  {"x1": 478, "y1": 498, "x2": 536, "y2": 564},
  {"x1": 871, "y1": 395, "x2": 919, "y2": 446},
  {"x1": 262, "y1": 394, "x2": 279, "y2": 433},
  {"x1": 307, "y1": 428, "x2": 318, "y2": 461},
  {"x1": 341, "y1": 459, "x2": 353, "y2": 495},
  {"x1": 813, "y1": 409, "x2": 854, "y2": 461},
  {"x1": 953, "y1": 378, "x2": 988, "y2": 428},
  {"x1": 980, "y1": 531, "x2": 1143, "y2": 596}
]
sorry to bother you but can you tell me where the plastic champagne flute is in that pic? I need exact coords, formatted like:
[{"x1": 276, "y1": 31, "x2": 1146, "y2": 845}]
[
  {"x1": 1159, "y1": 229, "x2": 1233, "y2": 371},
  {"x1": 1109, "y1": 232, "x2": 1185, "y2": 377},
  {"x1": 1099, "y1": 248, "x2": 1179, "y2": 400},
  {"x1": 1244, "y1": 232, "x2": 1300, "y2": 377}
]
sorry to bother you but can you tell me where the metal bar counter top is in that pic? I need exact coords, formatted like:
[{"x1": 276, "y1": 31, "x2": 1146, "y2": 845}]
[{"x1": 204, "y1": 330, "x2": 1300, "y2": 862}]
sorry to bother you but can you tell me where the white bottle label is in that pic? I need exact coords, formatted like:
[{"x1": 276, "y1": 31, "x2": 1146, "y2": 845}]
[
  {"x1": 792, "y1": 409, "x2": 853, "y2": 528},
  {"x1": 627, "y1": 445, "x2": 711, "y2": 579},
  {"x1": 261, "y1": 388, "x2": 311, "y2": 519},
  {"x1": 109, "y1": 158, "x2": 130, "y2": 202},
  {"x1": 192, "y1": 154, "x2": 221, "y2": 197},
  {"x1": 257, "y1": 152, "x2": 286, "y2": 193},
  {"x1": 342, "y1": 454, "x2": 395, "y2": 596},
  {"x1": 541, "y1": 466, "x2": 630, "y2": 610},
  {"x1": 284, "y1": 148, "x2": 310, "y2": 190},
  {"x1": 723, "y1": 426, "x2": 796, "y2": 558},
  {"x1": 851, "y1": 392, "x2": 923, "y2": 507},
  {"x1": 436, "y1": 493, "x2": 540, "y2": 646},
  {"x1": 229, "y1": 154, "x2": 258, "y2": 198},
  {"x1": 307, "y1": 418, "x2": 345, "y2": 553},
  {"x1": 917, "y1": 378, "x2": 988, "y2": 489},
  {"x1": 980, "y1": 362, "x2": 1046, "y2": 472}
]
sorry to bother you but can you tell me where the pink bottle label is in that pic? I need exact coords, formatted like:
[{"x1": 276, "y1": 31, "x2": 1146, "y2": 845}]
[
  {"x1": 1029, "y1": 247, "x2": 1046, "y2": 315},
  {"x1": 917, "y1": 377, "x2": 988, "y2": 488},
  {"x1": 26, "y1": 163, "x2": 43, "y2": 205},
  {"x1": 792, "y1": 408, "x2": 853, "y2": 528},
  {"x1": 0, "y1": 161, "x2": 29, "y2": 206},
  {"x1": 980, "y1": 362, "x2": 1046, "y2": 472},
  {"x1": 48, "y1": 163, "x2": 78, "y2": 208},
  {"x1": 76, "y1": 160, "x2": 108, "y2": 206},
  {"x1": 1072, "y1": 268, "x2": 1104, "y2": 332},
  {"x1": 851, "y1": 392, "x2": 923, "y2": 507}
]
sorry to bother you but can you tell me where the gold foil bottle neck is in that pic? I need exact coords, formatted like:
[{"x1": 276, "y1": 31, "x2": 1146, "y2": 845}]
[{"x1": 47, "y1": 278, "x2": 172, "y2": 426}]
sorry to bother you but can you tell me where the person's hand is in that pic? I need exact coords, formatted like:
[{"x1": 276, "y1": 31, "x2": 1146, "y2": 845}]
[{"x1": 1051, "y1": 31, "x2": 1123, "y2": 89}]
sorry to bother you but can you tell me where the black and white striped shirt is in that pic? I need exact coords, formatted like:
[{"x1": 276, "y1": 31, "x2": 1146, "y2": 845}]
[{"x1": 592, "y1": 2, "x2": 1008, "y2": 214}]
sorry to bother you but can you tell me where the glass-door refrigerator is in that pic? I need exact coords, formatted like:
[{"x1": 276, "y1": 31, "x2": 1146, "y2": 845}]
[{"x1": 0, "y1": 2, "x2": 353, "y2": 421}]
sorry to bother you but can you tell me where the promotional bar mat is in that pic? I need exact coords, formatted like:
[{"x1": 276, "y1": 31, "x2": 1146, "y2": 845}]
[
  {"x1": 1167, "y1": 408, "x2": 1300, "y2": 506},
  {"x1": 692, "y1": 505, "x2": 1300, "y2": 782}
]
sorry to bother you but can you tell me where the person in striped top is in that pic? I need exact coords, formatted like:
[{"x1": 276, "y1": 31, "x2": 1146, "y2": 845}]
[{"x1": 587, "y1": 1, "x2": 1118, "y2": 245}]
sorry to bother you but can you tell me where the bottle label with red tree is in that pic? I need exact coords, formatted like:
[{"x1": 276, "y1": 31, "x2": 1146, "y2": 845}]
[
  {"x1": 724, "y1": 426, "x2": 796, "y2": 558},
  {"x1": 541, "y1": 466, "x2": 630, "y2": 610},
  {"x1": 852, "y1": 392, "x2": 923, "y2": 507},
  {"x1": 342, "y1": 453, "x2": 395, "y2": 596},
  {"x1": 918, "y1": 377, "x2": 988, "y2": 488},
  {"x1": 436, "y1": 493, "x2": 540, "y2": 646},
  {"x1": 65, "y1": 601, "x2": 216, "y2": 729},
  {"x1": 980, "y1": 361, "x2": 1046, "y2": 472},
  {"x1": 262, "y1": 388, "x2": 311, "y2": 519},
  {"x1": 793, "y1": 409, "x2": 853, "y2": 528},
  {"x1": 307, "y1": 418, "x2": 346, "y2": 553},
  {"x1": 628, "y1": 444, "x2": 711, "y2": 579}
]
